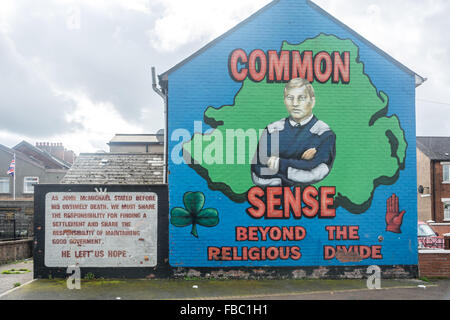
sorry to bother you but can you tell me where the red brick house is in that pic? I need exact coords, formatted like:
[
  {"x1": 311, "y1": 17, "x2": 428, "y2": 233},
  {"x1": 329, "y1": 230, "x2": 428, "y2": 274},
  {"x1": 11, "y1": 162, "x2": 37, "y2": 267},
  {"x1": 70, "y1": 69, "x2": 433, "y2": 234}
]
[{"x1": 417, "y1": 137, "x2": 450, "y2": 235}]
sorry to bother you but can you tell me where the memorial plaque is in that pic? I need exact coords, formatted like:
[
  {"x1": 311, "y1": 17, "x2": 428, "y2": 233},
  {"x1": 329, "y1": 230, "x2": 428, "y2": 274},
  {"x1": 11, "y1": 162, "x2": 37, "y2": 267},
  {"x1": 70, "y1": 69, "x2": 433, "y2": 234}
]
[{"x1": 44, "y1": 192, "x2": 158, "y2": 267}]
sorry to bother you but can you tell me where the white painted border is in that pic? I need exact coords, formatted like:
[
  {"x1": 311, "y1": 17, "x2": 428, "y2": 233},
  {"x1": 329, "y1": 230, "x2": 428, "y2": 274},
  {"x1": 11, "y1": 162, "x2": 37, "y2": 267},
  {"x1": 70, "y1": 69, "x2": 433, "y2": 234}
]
[{"x1": 419, "y1": 249, "x2": 450, "y2": 254}]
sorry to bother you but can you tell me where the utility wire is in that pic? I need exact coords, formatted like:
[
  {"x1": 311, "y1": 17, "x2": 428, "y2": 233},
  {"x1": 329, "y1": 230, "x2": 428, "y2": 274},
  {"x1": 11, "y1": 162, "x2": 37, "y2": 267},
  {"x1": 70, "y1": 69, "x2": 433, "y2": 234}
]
[{"x1": 417, "y1": 99, "x2": 450, "y2": 106}]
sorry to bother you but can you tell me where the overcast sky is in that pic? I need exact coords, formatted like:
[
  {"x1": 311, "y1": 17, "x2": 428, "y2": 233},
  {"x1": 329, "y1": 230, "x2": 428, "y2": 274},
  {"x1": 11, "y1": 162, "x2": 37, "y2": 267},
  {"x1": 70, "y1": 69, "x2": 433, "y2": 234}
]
[{"x1": 0, "y1": 0, "x2": 448, "y2": 154}]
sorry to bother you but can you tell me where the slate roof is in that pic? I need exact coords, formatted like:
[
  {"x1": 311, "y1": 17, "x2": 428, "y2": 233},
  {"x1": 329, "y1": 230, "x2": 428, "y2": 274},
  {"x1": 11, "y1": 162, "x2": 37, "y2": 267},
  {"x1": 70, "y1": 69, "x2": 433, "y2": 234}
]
[
  {"x1": 417, "y1": 137, "x2": 450, "y2": 161},
  {"x1": 0, "y1": 144, "x2": 46, "y2": 170},
  {"x1": 60, "y1": 153, "x2": 165, "y2": 184},
  {"x1": 13, "y1": 140, "x2": 72, "y2": 170}
]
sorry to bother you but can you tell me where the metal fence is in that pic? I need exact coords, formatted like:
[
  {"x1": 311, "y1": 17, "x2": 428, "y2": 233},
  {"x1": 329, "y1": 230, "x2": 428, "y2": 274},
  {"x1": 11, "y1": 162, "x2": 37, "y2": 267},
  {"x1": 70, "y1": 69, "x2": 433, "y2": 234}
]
[{"x1": 0, "y1": 211, "x2": 33, "y2": 241}]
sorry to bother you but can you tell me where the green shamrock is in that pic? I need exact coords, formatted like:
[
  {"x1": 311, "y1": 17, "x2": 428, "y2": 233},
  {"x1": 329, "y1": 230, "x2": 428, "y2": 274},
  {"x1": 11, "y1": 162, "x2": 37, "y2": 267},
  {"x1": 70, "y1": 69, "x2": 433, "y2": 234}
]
[{"x1": 170, "y1": 192, "x2": 219, "y2": 238}]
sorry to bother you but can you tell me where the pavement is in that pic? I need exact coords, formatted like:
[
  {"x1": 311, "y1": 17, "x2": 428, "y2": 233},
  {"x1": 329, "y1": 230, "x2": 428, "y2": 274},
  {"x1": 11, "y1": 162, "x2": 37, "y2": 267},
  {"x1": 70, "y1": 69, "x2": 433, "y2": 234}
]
[
  {"x1": 0, "y1": 259, "x2": 33, "y2": 296},
  {"x1": 0, "y1": 260, "x2": 448, "y2": 300}
]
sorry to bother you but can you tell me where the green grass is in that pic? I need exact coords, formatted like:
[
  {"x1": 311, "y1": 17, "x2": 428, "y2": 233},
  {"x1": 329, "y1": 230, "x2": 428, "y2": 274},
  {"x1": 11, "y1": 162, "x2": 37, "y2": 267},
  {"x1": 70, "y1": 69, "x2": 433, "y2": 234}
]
[
  {"x1": 1, "y1": 268, "x2": 31, "y2": 274},
  {"x1": 84, "y1": 272, "x2": 95, "y2": 280}
]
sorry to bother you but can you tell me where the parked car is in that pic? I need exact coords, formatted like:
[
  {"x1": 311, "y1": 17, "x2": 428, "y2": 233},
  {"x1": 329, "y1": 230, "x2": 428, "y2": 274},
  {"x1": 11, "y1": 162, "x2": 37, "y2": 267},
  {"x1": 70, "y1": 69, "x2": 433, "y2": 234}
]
[{"x1": 418, "y1": 221, "x2": 444, "y2": 249}]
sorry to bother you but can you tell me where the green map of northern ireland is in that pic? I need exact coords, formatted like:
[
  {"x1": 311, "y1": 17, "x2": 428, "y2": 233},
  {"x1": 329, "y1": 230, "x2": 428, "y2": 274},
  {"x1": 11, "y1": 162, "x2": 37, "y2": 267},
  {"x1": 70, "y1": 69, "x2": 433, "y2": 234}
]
[{"x1": 183, "y1": 34, "x2": 407, "y2": 213}]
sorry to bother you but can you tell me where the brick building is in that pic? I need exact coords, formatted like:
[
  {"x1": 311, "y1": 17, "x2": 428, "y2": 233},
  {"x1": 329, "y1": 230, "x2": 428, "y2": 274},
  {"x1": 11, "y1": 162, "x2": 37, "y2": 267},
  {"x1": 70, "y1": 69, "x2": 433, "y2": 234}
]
[
  {"x1": 14, "y1": 141, "x2": 74, "y2": 170},
  {"x1": 0, "y1": 143, "x2": 71, "y2": 240},
  {"x1": 0, "y1": 143, "x2": 70, "y2": 201},
  {"x1": 34, "y1": 142, "x2": 76, "y2": 165},
  {"x1": 417, "y1": 137, "x2": 450, "y2": 235}
]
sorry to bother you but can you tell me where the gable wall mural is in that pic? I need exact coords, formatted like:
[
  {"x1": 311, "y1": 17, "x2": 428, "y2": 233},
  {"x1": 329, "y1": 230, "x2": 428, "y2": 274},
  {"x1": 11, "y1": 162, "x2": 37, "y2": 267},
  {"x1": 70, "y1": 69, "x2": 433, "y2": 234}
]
[{"x1": 166, "y1": 0, "x2": 417, "y2": 270}]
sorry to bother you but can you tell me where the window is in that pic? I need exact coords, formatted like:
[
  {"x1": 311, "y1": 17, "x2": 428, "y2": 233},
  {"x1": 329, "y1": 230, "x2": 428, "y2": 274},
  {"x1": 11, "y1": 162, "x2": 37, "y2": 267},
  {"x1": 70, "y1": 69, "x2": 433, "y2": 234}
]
[
  {"x1": 0, "y1": 178, "x2": 9, "y2": 193},
  {"x1": 23, "y1": 177, "x2": 39, "y2": 194},
  {"x1": 443, "y1": 164, "x2": 450, "y2": 182},
  {"x1": 445, "y1": 203, "x2": 450, "y2": 221}
]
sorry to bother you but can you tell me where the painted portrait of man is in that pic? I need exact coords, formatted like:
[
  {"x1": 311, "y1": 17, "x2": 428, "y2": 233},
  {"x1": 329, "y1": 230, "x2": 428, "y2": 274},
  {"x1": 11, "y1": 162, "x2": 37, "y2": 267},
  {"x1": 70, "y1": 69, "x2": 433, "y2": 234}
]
[{"x1": 251, "y1": 77, "x2": 336, "y2": 187}]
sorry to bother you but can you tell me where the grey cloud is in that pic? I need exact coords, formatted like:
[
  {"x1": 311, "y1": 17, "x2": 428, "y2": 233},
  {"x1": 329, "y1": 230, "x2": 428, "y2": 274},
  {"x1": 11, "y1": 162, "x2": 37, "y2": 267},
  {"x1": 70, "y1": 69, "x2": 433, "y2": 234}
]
[
  {"x1": 2, "y1": 0, "x2": 178, "y2": 135},
  {"x1": 314, "y1": 0, "x2": 450, "y2": 137},
  {"x1": 0, "y1": 34, "x2": 80, "y2": 136},
  {"x1": 2, "y1": 0, "x2": 449, "y2": 141}
]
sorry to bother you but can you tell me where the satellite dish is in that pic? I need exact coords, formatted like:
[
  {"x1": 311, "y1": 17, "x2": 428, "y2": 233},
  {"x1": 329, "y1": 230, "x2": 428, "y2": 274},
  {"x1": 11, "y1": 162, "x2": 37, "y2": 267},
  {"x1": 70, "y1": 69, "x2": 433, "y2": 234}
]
[{"x1": 156, "y1": 129, "x2": 164, "y2": 143}]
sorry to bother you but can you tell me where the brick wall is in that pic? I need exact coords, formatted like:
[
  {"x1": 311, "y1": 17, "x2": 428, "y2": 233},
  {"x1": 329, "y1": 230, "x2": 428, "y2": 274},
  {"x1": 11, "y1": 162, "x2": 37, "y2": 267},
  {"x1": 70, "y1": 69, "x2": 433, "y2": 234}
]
[
  {"x1": 0, "y1": 239, "x2": 33, "y2": 264},
  {"x1": 419, "y1": 250, "x2": 450, "y2": 278},
  {"x1": 0, "y1": 200, "x2": 34, "y2": 240}
]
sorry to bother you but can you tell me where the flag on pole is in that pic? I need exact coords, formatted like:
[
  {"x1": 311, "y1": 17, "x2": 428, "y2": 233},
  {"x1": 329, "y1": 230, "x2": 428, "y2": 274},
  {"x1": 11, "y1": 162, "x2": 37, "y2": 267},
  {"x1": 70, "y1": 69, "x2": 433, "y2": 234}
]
[{"x1": 7, "y1": 155, "x2": 15, "y2": 176}]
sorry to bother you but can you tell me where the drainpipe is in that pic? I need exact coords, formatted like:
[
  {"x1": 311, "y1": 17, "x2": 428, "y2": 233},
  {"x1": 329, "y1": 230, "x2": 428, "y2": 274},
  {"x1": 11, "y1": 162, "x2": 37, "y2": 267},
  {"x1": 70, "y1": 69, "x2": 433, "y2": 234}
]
[
  {"x1": 151, "y1": 67, "x2": 168, "y2": 184},
  {"x1": 431, "y1": 160, "x2": 435, "y2": 221}
]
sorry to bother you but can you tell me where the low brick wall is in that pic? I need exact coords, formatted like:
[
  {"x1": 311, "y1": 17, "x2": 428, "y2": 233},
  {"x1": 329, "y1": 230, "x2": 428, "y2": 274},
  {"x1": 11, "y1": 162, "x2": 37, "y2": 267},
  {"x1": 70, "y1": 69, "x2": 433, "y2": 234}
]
[
  {"x1": 419, "y1": 250, "x2": 450, "y2": 278},
  {"x1": 0, "y1": 238, "x2": 33, "y2": 264}
]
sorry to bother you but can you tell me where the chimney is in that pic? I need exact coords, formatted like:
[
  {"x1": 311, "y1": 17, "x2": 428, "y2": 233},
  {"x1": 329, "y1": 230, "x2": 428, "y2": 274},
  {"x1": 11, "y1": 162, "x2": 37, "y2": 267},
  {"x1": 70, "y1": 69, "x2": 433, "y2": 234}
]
[
  {"x1": 64, "y1": 150, "x2": 76, "y2": 164},
  {"x1": 52, "y1": 142, "x2": 64, "y2": 160}
]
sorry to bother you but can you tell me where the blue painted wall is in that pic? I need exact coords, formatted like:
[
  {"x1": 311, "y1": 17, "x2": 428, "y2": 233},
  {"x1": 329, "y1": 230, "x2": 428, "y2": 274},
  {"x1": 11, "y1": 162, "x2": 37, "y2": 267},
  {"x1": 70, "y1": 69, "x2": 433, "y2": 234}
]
[{"x1": 166, "y1": 0, "x2": 417, "y2": 268}]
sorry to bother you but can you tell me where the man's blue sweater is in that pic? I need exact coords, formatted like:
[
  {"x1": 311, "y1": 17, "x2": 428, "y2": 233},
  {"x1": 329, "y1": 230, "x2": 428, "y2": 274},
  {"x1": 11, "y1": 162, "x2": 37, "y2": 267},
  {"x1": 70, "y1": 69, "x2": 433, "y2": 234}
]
[{"x1": 251, "y1": 115, "x2": 336, "y2": 186}]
